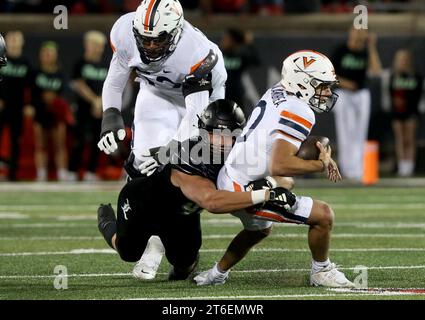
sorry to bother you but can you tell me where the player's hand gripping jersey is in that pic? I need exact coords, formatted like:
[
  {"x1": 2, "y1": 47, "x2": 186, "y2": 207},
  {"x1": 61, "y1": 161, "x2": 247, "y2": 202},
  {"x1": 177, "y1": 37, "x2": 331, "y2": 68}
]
[{"x1": 223, "y1": 83, "x2": 316, "y2": 187}]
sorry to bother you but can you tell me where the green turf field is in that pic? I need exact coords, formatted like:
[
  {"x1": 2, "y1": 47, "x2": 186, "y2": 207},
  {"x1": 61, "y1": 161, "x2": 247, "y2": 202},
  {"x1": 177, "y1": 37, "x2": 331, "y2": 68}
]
[{"x1": 1, "y1": 183, "x2": 425, "y2": 300}]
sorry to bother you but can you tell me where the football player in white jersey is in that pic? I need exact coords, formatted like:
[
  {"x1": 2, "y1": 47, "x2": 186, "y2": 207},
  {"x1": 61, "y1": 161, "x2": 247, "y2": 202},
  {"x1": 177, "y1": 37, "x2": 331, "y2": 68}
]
[
  {"x1": 97, "y1": 0, "x2": 227, "y2": 280},
  {"x1": 194, "y1": 50, "x2": 355, "y2": 288}
]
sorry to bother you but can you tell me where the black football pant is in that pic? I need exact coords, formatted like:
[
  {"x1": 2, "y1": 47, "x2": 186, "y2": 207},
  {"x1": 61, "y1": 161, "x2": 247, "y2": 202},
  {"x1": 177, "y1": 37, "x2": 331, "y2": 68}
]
[{"x1": 114, "y1": 173, "x2": 202, "y2": 270}]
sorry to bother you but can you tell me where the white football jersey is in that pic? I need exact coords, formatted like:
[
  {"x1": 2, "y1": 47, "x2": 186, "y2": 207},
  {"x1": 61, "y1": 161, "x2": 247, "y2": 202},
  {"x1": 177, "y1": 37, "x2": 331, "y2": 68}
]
[
  {"x1": 223, "y1": 83, "x2": 316, "y2": 186},
  {"x1": 102, "y1": 12, "x2": 227, "y2": 111}
]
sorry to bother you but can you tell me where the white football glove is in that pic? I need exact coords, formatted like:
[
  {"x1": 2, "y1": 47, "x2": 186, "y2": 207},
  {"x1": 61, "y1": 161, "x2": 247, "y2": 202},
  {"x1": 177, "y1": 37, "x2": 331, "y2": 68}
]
[
  {"x1": 98, "y1": 107, "x2": 126, "y2": 155},
  {"x1": 97, "y1": 129, "x2": 126, "y2": 155},
  {"x1": 138, "y1": 158, "x2": 160, "y2": 176}
]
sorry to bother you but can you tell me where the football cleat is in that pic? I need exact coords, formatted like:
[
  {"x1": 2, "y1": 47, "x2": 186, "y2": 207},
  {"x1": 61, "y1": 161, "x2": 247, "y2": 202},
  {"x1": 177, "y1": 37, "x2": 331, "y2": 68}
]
[
  {"x1": 132, "y1": 236, "x2": 165, "y2": 280},
  {"x1": 193, "y1": 263, "x2": 229, "y2": 286},
  {"x1": 168, "y1": 254, "x2": 199, "y2": 281},
  {"x1": 310, "y1": 262, "x2": 355, "y2": 288},
  {"x1": 97, "y1": 204, "x2": 117, "y2": 249}
]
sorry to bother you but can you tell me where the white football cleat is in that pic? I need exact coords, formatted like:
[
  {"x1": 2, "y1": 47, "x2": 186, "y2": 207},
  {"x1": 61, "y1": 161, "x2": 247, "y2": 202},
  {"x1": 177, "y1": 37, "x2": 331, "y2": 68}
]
[
  {"x1": 310, "y1": 262, "x2": 355, "y2": 288},
  {"x1": 193, "y1": 263, "x2": 229, "y2": 286},
  {"x1": 132, "y1": 236, "x2": 165, "y2": 280}
]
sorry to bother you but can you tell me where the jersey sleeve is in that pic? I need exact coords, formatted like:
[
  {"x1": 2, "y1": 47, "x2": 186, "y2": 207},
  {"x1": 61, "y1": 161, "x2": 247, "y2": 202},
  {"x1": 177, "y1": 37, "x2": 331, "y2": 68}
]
[
  {"x1": 101, "y1": 15, "x2": 132, "y2": 111},
  {"x1": 209, "y1": 47, "x2": 227, "y2": 101},
  {"x1": 271, "y1": 101, "x2": 316, "y2": 149},
  {"x1": 186, "y1": 34, "x2": 227, "y2": 102}
]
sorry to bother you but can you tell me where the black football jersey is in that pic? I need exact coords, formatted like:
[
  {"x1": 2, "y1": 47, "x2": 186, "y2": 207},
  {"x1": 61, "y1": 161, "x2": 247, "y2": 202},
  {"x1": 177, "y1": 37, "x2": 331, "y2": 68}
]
[{"x1": 170, "y1": 137, "x2": 223, "y2": 183}]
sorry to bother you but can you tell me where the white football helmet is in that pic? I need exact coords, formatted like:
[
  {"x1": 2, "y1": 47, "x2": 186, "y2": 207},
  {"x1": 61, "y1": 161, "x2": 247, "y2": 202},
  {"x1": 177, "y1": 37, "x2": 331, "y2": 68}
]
[
  {"x1": 281, "y1": 50, "x2": 339, "y2": 113},
  {"x1": 133, "y1": 0, "x2": 184, "y2": 63}
]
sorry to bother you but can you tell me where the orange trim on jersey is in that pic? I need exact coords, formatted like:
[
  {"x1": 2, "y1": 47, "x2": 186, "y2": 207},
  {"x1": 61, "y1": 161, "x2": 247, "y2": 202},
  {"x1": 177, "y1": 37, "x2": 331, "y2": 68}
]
[
  {"x1": 110, "y1": 39, "x2": 116, "y2": 53},
  {"x1": 144, "y1": 0, "x2": 156, "y2": 31},
  {"x1": 280, "y1": 111, "x2": 313, "y2": 129},
  {"x1": 275, "y1": 130, "x2": 303, "y2": 142},
  {"x1": 233, "y1": 182, "x2": 242, "y2": 192},
  {"x1": 190, "y1": 59, "x2": 204, "y2": 74},
  {"x1": 254, "y1": 211, "x2": 285, "y2": 223}
]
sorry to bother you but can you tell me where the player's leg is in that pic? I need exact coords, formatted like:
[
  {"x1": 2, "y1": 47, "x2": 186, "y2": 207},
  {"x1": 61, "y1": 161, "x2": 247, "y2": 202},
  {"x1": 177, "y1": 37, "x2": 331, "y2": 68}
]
[
  {"x1": 162, "y1": 205, "x2": 202, "y2": 281},
  {"x1": 194, "y1": 169, "x2": 274, "y2": 285},
  {"x1": 307, "y1": 199, "x2": 354, "y2": 287},
  {"x1": 128, "y1": 88, "x2": 184, "y2": 277},
  {"x1": 98, "y1": 178, "x2": 152, "y2": 262},
  {"x1": 132, "y1": 86, "x2": 183, "y2": 169}
]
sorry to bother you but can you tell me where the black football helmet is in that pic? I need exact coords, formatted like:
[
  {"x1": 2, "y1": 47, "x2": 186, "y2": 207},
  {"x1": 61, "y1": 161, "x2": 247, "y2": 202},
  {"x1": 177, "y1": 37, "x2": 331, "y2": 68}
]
[
  {"x1": 0, "y1": 34, "x2": 7, "y2": 80},
  {"x1": 198, "y1": 99, "x2": 246, "y2": 132}
]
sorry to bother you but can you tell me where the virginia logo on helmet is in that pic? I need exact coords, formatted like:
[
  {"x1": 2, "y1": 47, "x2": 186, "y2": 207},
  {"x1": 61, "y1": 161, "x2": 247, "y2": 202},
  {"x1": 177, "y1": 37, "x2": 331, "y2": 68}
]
[
  {"x1": 133, "y1": 0, "x2": 184, "y2": 63},
  {"x1": 281, "y1": 50, "x2": 339, "y2": 113}
]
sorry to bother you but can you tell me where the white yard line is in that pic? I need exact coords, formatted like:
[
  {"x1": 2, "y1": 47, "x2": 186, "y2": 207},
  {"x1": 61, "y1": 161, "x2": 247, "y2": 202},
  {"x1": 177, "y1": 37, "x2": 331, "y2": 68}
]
[
  {"x1": 0, "y1": 213, "x2": 29, "y2": 219},
  {"x1": 1, "y1": 233, "x2": 425, "y2": 241},
  {"x1": 128, "y1": 291, "x2": 420, "y2": 300},
  {"x1": 2, "y1": 265, "x2": 425, "y2": 279},
  {"x1": 2, "y1": 247, "x2": 425, "y2": 257}
]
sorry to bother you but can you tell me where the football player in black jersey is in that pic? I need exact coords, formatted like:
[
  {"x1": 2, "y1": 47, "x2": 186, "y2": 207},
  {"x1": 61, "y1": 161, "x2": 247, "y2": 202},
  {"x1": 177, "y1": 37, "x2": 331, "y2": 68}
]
[{"x1": 98, "y1": 99, "x2": 296, "y2": 281}]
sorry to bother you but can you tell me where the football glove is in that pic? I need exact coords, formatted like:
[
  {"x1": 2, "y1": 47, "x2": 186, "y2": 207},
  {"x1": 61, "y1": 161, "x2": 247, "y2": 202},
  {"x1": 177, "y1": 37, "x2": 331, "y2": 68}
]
[
  {"x1": 266, "y1": 187, "x2": 297, "y2": 211},
  {"x1": 250, "y1": 187, "x2": 297, "y2": 223},
  {"x1": 98, "y1": 108, "x2": 126, "y2": 155},
  {"x1": 245, "y1": 176, "x2": 278, "y2": 191}
]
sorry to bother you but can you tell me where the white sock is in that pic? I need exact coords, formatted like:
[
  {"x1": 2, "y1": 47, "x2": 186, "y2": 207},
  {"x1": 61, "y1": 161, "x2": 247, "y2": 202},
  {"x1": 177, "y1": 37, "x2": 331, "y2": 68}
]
[
  {"x1": 312, "y1": 258, "x2": 330, "y2": 273},
  {"x1": 214, "y1": 263, "x2": 228, "y2": 275}
]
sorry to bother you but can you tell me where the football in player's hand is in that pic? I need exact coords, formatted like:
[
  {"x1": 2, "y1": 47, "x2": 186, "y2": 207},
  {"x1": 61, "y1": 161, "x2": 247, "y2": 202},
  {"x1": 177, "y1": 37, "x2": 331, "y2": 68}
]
[{"x1": 296, "y1": 135, "x2": 330, "y2": 160}]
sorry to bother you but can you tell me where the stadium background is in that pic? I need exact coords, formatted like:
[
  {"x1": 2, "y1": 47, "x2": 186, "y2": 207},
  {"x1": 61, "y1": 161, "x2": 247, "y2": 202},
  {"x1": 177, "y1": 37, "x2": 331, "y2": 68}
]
[{"x1": 1, "y1": 1, "x2": 425, "y2": 180}]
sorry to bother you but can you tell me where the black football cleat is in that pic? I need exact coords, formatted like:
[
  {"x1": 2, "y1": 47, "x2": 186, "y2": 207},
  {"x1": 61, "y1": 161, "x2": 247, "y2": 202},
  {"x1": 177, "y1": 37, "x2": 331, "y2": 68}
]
[
  {"x1": 97, "y1": 203, "x2": 117, "y2": 248},
  {"x1": 168, "y1": 254, "x2": 200, "y2": 281}
]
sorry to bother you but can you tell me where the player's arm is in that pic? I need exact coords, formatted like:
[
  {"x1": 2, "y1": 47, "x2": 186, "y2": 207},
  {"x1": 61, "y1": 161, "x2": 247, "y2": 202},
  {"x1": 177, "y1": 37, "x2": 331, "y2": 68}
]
[
  {"x1": 171, "y1": 170, "x2": 269, "y2": 213},
  {"x1": 173, "y1": 49, "x2": 224, "y2": 142},
  {"x1": 269, "y1": 138, "x2": 326, "y2": 176},
  {"x1": 98, "y1": 26, "x2": 131, "y2": 154}
]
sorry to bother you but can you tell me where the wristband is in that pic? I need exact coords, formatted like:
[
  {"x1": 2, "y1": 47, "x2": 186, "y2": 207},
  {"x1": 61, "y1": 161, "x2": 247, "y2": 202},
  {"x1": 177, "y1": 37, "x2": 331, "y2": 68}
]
[{"x1": 251, "y1": 189, "x2": 267, "y2": 205}]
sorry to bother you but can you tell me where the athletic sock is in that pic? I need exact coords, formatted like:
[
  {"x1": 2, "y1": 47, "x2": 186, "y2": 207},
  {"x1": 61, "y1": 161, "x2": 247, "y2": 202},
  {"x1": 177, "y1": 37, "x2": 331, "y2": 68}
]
[{"x1": 312, "y1": 258, "x2": 330, "y2": 273}]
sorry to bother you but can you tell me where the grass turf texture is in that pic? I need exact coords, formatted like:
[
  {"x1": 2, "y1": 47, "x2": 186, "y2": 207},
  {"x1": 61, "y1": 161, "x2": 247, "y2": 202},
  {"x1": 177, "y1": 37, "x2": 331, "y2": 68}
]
[{"x1": 1, "y1": 184, "x2": 425, "y2": 300}]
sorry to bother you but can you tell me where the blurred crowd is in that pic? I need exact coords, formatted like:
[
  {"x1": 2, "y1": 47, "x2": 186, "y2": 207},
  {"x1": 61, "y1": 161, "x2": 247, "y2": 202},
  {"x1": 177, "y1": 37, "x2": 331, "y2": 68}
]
[
  {"x1": 0, "y1": 0, "x2": 422, "y2": 15},
  {"x1": 0, "y1": 27, "x2": 263, "y2": 182}
]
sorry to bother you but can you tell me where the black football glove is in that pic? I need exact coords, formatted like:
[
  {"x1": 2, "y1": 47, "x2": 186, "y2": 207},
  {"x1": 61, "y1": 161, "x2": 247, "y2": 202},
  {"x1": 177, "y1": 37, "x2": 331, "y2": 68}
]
[
  {"x1": 97, "y1": 108, "x2": 126, "y2": 155},
  {"x1": 245, "y1": 176, "x2": 277, "y2": 191},
  {"x1": 250, "y1": 187, "x2": 297, "y2": 223},
  {"x1": 266, "y1": 187, "x2": 297, "y2": 211}
]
